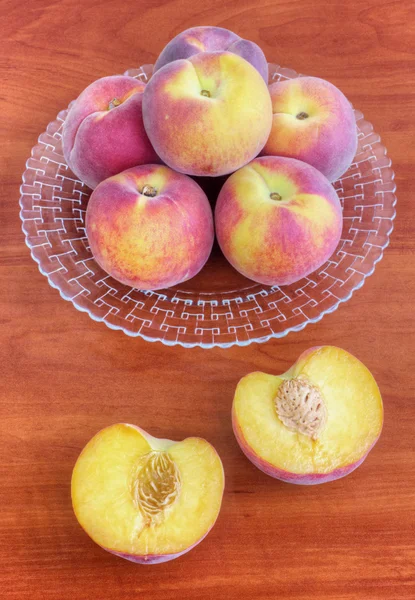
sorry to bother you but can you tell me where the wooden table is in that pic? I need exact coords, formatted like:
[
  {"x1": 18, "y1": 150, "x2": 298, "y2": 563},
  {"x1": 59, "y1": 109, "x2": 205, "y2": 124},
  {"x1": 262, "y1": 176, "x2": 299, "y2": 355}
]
[{"x1": 2, "y1": 1, "x2": 414, "y2": 598}]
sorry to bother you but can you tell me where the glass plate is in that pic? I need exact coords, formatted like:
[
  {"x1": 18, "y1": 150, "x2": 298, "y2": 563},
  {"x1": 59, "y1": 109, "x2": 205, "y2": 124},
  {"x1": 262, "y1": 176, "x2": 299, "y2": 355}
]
[{"x1": 19, "y1": 64, "x2": 396, "y2": 348}]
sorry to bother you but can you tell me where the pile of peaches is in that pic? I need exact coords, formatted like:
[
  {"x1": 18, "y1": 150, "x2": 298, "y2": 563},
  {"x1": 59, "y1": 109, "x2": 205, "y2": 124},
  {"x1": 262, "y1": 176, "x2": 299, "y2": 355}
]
[
  {"x1": 68, "y1": 28, "x2": 381, "y2": 567},
  {"x1": 63, "y1": 25, "x2": 358, "y2": 290}
]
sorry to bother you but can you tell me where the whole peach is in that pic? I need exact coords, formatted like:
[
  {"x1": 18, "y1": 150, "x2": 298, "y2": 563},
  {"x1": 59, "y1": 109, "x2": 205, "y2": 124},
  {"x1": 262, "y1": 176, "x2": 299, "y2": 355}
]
[
  {"x1": 143, "y1": 52, "x2": 272, "y2": 177},
  {"x1": 86, "y1": 164, "x2": 214, "y2": 290},
  {"x1": 63, "y1": 76, "x2": 160, "y2": 189},
  {"x1": 154, "y1": 26, "x2": 268, "y2": 82},
  {"x1": 215, "y1": 156, "x2": 343, "y2": 286},
  {"x1": 262, "y1": 76, "x2": 358, "y2": 182}
]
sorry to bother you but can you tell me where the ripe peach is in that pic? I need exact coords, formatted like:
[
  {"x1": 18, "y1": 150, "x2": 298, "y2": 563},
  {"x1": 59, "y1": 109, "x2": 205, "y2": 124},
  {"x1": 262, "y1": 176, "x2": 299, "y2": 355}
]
[
  {"x1": 232, "y1": 346, "x2": 383, "y2": 485},
  {"x1": 215, "y1": 156, "x2": 342, "y2": 286},
  {"x1": 143, "y1": 51, "x2": 272, "y2": 177},
  {"x1": 72, "y1": 424, "x2": 224, "y2": 563},
  {"x1": 62, "y1": 76, "x2": 160, "y2": 189},
  {"x1": 262, "y1": 76, "x2": 358, "y2": 182},
  {"x1": 154, "y1": 26, "x2": 268, "y2": 82},
  {"x1": 86, "y1": 164, "x2": 214, "y2": 290}
]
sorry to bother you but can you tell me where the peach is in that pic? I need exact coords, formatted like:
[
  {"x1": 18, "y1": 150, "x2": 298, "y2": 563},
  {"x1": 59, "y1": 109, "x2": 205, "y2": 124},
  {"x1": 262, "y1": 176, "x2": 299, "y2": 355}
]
[
  {"x1": 215, "y1": 156, "x2": 342, "y2": 286},
  {"x1": 232, "y1": 346, "x2": 383, "y2": 485},
  {"x1": 262, "y1": 76, "x2": 358, "y2": 182},
  {"x1": 62, "y1": 76, "x2": 160, "y2": 189},
  {"x1": 143, "y1": 51, "x2": 272, "y2": 177},
  {"x1": 154, "y1": 26, "x2": 268, "y2": 82},
  {"x1": 72, "y1": 424, "x2": 224, "y2": 563},
  {"x1": 86, "y1": 164, "x2": 214, "y2": 290}
]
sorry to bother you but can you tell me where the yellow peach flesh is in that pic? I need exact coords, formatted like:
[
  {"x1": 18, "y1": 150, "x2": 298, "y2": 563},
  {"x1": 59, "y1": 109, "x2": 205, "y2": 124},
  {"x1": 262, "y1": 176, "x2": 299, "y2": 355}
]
[
  {"x1": 71, "y1": 424, "x2": 224, "y2": 557},
  {"x1": 233, "y1": 347, "x2": 383, "y2": 475}
]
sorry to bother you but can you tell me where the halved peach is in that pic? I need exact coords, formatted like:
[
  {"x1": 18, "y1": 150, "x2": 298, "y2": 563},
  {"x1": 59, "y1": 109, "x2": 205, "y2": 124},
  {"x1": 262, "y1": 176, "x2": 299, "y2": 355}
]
[
  {"x1": 232, "y1": 346, "x2": 383, "y2": 484},
  {"x1": 71, "y1": 424, "x2": 224, "y2": 563}
]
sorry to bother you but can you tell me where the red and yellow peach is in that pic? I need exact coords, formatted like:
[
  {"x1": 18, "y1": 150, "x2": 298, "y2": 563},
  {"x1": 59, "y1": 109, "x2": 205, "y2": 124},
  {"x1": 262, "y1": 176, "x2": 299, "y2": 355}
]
[
  {"x1": 215, "y1": 156, "x2": 343, "y2": 286},
  {"x1": 86, "y1": 164, "x2": 214, "y2": 290},
  {"x1": 232, "y1": 346, "x2": 383, "y2": 485},
  {"x1": 143, "y1": 51, "x2": 273, "y2": 177},
  {"x1": 62, "y1": 75, "x2": 160, "y2": 189},
  {"x1": 154, "y1": 25, "x2": 268, "y2": 82},
  {"x1": 262, "y1": 76, "x2": 358, "y2": 182},
  {"x1": 72, "y1": 423, "x2": 224, "y2": 563}
]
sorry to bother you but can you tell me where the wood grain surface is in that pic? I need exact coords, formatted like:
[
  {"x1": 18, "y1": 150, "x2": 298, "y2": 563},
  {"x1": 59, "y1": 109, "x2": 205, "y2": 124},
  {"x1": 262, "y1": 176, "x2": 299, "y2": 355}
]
[{"x1": 1, "y1": 0, "x2": 414, "y2": 598}]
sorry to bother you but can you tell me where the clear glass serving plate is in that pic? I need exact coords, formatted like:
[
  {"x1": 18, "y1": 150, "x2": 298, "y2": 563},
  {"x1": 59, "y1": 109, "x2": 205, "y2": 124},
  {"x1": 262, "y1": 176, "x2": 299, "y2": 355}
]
[{"x1": 19, "y1": 64, "x2": 396, "y2": 348}]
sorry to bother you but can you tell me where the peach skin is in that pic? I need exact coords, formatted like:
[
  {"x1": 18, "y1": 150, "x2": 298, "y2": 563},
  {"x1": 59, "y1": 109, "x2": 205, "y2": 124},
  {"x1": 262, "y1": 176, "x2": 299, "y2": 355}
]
[
  {"x1": 86, "y1": 164, "x2": 214, "y2": 290},
  {"x1": 154, "y1": 26, "x2": 268, "y2": 82},
  {"x1": 215, "y1": 156, "x2": 343, "y2": 286},
  {"x1": 72, "y1": 423, "x2": 224, "y2": 563},
  {"x1": 143, "y1": 51, "x2": 272, "y2": 177},
  {"x1": 262, "y1": 76, "x2": 358, "y2": 182},
  {"x1": 232, "y1": 346, "x2": 383, "y2": 485},
  {"x1": 62, "y1": 76, "x2": 160, "y2": 189}
]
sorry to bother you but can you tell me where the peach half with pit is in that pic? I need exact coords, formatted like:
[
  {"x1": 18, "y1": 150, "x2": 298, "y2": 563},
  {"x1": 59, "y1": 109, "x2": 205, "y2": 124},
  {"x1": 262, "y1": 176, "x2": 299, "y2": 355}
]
[
  {"x1": 232, "y1": 346, "x2": 383, "y2": 485},
  {"x1": 86, "y1": 164, "x2": 214, "y2": 290},
  {"x1": 262, "y1": 76, "x2": 358, "y2": 182},
  {"x1": 71, "y1": 423, "x2": 225, "y2": 564},
  {"x1": 143, "y1": 51, "x2": 272, "y2": 177},
  {"x1": 62, "y1": 75, "x2": 160, "y2": 189},
  {"x1": 215, "y1": 156, "x2": 343, "y2": 287},
  {"x1": 154, "y1": 25, "x2": 268, "y2": 82}
]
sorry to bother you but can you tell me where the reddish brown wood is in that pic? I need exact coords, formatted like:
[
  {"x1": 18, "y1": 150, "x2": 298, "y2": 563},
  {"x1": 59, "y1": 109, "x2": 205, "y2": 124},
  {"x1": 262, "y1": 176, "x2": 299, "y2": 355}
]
[{"x1": 1, "y1": 1, "x2": 414, "y2": 598}]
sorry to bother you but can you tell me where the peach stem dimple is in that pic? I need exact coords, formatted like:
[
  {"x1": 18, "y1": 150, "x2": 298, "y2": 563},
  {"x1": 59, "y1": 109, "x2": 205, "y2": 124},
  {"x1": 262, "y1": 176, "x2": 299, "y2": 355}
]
[
  {"x1": 296, "y1": 112, "x2": 309, "y2": 120},
  {"x1": 141, "y1": 185, "x2": 157, "y2": 197},
  {"x1": 201, "y1": 89, "x2": 211, "y2": 98},
  {"x1": 270, "y1": 192, "x2": 282, "y2": 201},
  {"x1": 108, "y1": 98, "x2": 122, "y2": 110}
]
